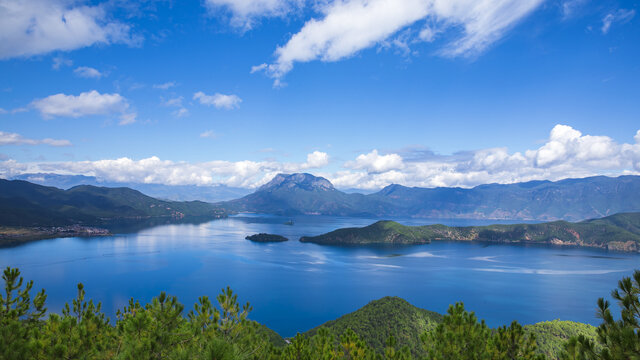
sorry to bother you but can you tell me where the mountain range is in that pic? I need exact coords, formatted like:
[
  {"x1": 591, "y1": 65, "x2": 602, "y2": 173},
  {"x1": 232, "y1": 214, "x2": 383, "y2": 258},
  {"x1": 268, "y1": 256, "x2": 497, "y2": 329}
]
[
  {"x1": 0, "y1": 179, "x2": 225, "y2": 227},
  {"x1": 10, "y1": 173, "x2": 251, "y2": 203},
  {"x1": 220, "y1": 173, "x2": 640, "y2": 221}
]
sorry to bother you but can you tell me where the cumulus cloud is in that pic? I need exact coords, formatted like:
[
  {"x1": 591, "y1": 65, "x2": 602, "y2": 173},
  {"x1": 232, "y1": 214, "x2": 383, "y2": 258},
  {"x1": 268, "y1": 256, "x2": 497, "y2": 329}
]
[
  {"x1": 0, "y1": 131, "x2": 71, "y2": 147},
  {"x1": 302, "y1": 151, "x2": 330, "y2": 169},
  {"x1": 74, "y1": 66, "x2": 103, "y2": 79},
  {"x1": 31, "y1": 90, "x2": 135, "y2": 124},
  {"x1": 0, "y1": 0, "x2": 137, "y2": 59},
  {"x1": 602, "y1": 9, "x2": 635, "y2": 34},
  {"x1": 256, "y1": 0, "x2": 544, "y2": 83},
  {"x1": 2, "y1": 125, "x2": 639, "y2": 190},
  {"x1": 193, "y1": 91, "x2": 242, "y2": 110},
  {"x1": 345, "y1": 149, "x2": 404, "y2": 173},
  {"x1": 203, "y1": 0, "x2": 303, "y2": 29}
]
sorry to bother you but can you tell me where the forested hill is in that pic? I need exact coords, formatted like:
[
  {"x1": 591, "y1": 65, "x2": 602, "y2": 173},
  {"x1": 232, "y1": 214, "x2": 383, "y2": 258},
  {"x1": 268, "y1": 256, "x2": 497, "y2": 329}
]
[
  {"x1": 0, "y1": 179, "x2": 226, "y2": 227},
  {"x1": 300, "y1": 212, "x2": 640, "y2": 252},
  {"x1": 303, "y1": 296, "x2": 443, "y2": 356},
  {"x1": 220, "y1": 173, "x2": 640, "y2": 221}
]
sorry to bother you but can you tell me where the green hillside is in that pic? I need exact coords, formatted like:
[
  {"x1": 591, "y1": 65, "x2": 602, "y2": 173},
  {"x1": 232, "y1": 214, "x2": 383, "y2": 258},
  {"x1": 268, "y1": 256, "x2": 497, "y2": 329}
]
[
  {"x1": 300, "y1": 213, "x2": 640, "y2": 252},
  {"x1": 0, "y1": 179, "x2": 226, "y2": 227},
  {"x1": 303, "y1": 296, "x2": 443, "y2": 355},
  {"x1": 525, "y1": 320, "x2": 598, "y2": 359}
]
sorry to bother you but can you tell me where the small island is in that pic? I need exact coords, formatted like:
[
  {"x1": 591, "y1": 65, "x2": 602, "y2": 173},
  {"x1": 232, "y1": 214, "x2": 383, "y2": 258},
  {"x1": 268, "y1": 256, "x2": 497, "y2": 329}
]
[{"x1": 245, "y1": 233, "x2": 289, "y2": 243}]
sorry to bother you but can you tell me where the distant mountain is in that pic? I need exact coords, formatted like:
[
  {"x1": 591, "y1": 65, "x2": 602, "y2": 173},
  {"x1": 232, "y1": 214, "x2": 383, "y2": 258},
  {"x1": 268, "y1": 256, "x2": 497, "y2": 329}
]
[
  {"x1": 10, "y1": 173, "x2": 251, "y2": 202},
  {"x1": 0, "y1": 179, "x2": 226, "y2": 227},
  {"x1": 220, "y1": 173, "x2": 640, "y2": 221},
  {"x1": 299, "y1": 212, "x2": 640, "y2": 252},
  {"x1": 222, "y1": 173, "x2": 386, "y2": 216}
]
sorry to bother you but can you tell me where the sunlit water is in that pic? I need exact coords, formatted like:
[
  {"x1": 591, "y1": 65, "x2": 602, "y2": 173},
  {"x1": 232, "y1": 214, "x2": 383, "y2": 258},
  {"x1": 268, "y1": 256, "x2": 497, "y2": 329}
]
[{"x1": 1, "y1": 214, "x2": 638, "y2": 337}]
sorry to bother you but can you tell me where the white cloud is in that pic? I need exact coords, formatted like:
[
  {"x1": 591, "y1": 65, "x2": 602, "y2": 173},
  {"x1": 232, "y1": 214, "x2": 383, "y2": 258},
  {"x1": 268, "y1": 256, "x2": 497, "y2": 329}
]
[
  {"x1": 118, "y1": 112, "x2": 137, "y2": 125},
  {"x1": 200, "y1": 130, "x2": 218, "y2": 139},
  {"x1": 561, "y1": 0, "x2": 587, "y2": 19},
  {"x1": 1, "y1": 126, "x2": 639, "y2": 190},
  {"x1": 31, "y1": 90, "x2": 135, "y2": 123},
  {"x1": 153, "y1": 82, "x2": 176, "y2": 90},
  {"x1": 173, "y1": 108, "x2": 189, "y2": 118},
  {"x1": 302, "y1": 151, "x2": 330, "y2": 168},
  {"x1": 345, "y1": 149, "x2": 404, "y2": 173},
  {"x1": 256, "y1": 0, "x2": 544, "y2": 83},
  {"x1": 52, "y1": 56, "x2": 72, "y2": 70},
  {"x1": 203, "y1": 0, "x2": 303, "y2": 29},
  {"x1": 0, "y1": 131, "x2": 71, "y2": 147},
  {"x1": 193, "y1": 91, "x2": 242, "y2": 110},
  {"x1": 164, "y1": 96, "x2": 183, "y2": 107},
  {"x1": 602, "y1": 9, "x2": 635, "y2": 34},
  {"x1": 0, "y1": 0, "x2": 138, "y2": 59},
  {"x1": 74, "y1": 66, "x2": 103, "y2": 79},
  {"x1": 0, "y1": 108, "x2": 6, "y2": 114}
]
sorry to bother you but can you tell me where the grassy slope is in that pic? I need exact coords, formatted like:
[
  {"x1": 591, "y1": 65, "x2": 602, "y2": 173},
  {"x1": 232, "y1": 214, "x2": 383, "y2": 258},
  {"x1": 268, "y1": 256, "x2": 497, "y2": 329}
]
[
  {"x1": 303, "y1": 297, "x2": 443, "y2": 355},
  {"x1": 300, "y1": 213, "x2": 640, "y2": 251}
]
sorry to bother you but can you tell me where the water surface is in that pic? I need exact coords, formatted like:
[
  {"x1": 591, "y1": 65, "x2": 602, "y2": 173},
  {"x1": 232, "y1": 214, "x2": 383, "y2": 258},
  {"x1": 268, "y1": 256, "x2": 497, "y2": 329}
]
[{"x1": 0, "y1": 214, "x2": 637, "y2": 337}]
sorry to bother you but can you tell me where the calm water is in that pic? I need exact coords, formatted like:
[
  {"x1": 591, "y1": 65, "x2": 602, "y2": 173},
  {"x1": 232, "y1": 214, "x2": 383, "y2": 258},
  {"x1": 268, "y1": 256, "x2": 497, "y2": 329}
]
[{"x1": 1, "y1": 214, "x2": 638, "y2": 337}]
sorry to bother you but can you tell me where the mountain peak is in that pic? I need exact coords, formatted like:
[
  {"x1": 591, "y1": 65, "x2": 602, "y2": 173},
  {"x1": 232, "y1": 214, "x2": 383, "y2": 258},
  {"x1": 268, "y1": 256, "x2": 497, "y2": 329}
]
[{"x1": 259, "y1": 173, "x2": 335, "y2": 192}]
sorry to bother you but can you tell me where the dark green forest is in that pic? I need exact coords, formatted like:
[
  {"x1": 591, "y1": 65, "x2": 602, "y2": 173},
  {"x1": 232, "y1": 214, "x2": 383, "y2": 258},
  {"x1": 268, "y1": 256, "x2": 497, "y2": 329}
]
[{"x1": 1, "y1": 267, "x2": 639, "y2": 359}]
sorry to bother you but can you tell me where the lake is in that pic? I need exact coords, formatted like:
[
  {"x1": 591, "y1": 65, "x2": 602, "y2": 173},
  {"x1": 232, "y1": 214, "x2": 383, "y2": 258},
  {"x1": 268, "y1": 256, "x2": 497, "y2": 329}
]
[{"x1": 0, "y1": 213, "x2": 638, "y2": 337}]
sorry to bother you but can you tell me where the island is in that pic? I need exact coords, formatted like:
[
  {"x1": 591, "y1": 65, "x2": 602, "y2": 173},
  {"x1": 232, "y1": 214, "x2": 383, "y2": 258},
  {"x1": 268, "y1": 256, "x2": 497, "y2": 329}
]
[
  {"x1": 245, "y1": 233, "x2": 289, "y2": 242},
  {"x1": 299, "y1": 212, "x2": 640, "y2": 252}
]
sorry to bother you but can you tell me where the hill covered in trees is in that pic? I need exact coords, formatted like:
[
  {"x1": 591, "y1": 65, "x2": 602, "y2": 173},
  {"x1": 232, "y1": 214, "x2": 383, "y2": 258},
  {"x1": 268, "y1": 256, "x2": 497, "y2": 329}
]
[
  {"x1": 220, "y1": 173, "x2": 640, "y2": 221},
  {"x1": 300, "y1": 212, "x2": 640, "y2": 252}
]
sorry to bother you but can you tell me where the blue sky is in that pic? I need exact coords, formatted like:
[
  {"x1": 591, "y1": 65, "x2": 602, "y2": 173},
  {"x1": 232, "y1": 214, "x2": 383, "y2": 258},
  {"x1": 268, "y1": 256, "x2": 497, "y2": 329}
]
[{"x1": 0, "y1": 0, "x2": 639, "y2": 190}]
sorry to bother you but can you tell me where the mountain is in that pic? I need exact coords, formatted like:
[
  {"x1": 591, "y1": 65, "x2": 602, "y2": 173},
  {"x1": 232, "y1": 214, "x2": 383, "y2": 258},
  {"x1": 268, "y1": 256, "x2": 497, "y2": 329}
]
[
  {"x1": 0, "y1": 179, "x2": 226, "y2": 227},
  {"x1": 10, "y1": 173, "x2": 251, "y2": 202},
  {"x1": 303, "y1": 296, "x2": 443, "y2": 356},
  {"x1": 222, "y1": 173, "x2": 386, "y2": 216},
  {"x1": 220, "y1": 173, "x2": 640, "y2": 221},
  {"x1": 300, "y1": 212, "x2": 640, "y2": 252}
]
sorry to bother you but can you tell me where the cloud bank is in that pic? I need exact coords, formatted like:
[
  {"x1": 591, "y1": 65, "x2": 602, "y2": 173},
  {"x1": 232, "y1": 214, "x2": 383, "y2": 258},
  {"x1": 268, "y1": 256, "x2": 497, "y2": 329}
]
[{"x1": 2, "y1": 125, "x2": 639, "y2": 190}]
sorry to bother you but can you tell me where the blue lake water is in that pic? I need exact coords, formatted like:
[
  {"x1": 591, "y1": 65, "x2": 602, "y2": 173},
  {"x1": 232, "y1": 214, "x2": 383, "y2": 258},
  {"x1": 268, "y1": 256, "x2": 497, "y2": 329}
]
[{"x1": 0, "y1": 213, "x2": 638, "y2": 337}]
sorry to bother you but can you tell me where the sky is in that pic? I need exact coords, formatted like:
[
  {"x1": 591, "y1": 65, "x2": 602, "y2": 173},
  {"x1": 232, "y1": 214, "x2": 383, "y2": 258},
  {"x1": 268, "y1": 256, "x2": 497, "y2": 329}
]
[{"x1": 0, "y1": 0, "x2": 639, "y2": 190}]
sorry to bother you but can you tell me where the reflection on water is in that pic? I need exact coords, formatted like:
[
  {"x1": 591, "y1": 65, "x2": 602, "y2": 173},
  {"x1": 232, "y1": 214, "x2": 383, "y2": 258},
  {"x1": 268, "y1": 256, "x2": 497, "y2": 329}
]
[{"x1": 0, "y1": 213, "x2": 638, "y2": 337}]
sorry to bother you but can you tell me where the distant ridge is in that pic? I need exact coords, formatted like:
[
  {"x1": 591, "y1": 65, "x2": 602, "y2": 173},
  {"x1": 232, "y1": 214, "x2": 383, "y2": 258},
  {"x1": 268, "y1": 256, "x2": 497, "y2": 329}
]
[
  {"x1": 0, "y1": 179, "x2": 225, "y2": 227},
  {"x1": 220, "y1": 173, "x2": 640, "y2": 221}
]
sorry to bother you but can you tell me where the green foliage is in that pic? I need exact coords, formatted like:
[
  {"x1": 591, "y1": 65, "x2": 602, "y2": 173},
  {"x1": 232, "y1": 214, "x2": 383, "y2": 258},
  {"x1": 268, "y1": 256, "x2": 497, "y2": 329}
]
[
  {"x1": 421, "y1": 302, "x2": 543, "y2": 360},
  {"x1": 526, "y1": 320, "x2": 598, "y2": 359},
  {"x1": 304, "y1": 296, "x2": 442, "y2": 355}
]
